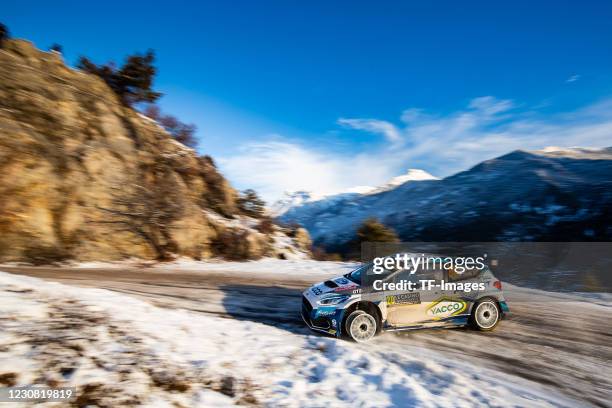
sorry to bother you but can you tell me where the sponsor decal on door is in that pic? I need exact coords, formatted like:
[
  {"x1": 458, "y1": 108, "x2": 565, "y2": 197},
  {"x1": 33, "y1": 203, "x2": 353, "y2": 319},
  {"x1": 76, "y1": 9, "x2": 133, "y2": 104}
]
[{"x1": 426, "y1": 298, "x2": 467, "y2": 319}]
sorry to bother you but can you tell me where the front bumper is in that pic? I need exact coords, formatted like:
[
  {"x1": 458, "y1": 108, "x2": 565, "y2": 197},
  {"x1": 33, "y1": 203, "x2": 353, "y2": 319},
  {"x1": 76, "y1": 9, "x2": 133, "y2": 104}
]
[{"x1": 301, "y1": 295, "x2": 342, "y2": 337}]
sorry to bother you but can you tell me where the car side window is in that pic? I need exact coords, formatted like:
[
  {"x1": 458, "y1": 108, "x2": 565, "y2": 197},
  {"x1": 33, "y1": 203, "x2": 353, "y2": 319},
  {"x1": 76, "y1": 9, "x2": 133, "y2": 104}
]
[
  {"x1": 448, "y1": 268, "x2": 481, "y2": 282},
  {"x1": 416, "y1": 268, "x2": 444, "y2": 283},
  {"x1": 389, "y1": 268, "x2": 419, "y2": 283},
  {"x1": 390, "y1": 267, "x2": 443, "y2": 284}
]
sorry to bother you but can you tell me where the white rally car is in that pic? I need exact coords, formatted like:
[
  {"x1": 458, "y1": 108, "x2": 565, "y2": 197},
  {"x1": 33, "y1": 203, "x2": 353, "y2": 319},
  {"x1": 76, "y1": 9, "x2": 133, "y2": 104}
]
[{"x1": 301, "y1": 260, "x2": 509, "y2": 342}]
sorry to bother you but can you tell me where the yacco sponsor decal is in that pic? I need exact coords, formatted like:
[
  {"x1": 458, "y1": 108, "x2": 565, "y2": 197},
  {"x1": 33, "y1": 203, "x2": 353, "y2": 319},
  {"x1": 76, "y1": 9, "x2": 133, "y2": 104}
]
[
  {"x1": 312, "y1": 287, "x2": 323, "y2": 296},
  {"x1": 386, "y1": 292, "x2": 421, "y2": 306},
  {"x1": 426, "y1": 298, "x2": 467, "y2": 319}
]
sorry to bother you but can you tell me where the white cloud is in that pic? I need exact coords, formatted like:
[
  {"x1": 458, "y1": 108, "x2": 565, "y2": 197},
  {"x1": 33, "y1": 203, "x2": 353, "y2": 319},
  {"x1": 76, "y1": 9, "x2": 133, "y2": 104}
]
[
  {"x1": 218, "y1": 96, "x2": 612, "y2": 202},
  {"x1": 394, "y1": 96, "x2": 612, "y2": 176},
  {"x1": 566, "y1": 74, "x2": 581, "y2": 83},
  {"x1": 217, "y1": 140, "x2": 399, "y2": 202},
  {"x1": 400, "y1": 108, "x2": 424, "y2": 123},
  {"x1": 337, "y1": 118, "x2": 402, "y2": 144},
  {"x1": 468, "y1": 96, "x2": 514, "y2": 115}
]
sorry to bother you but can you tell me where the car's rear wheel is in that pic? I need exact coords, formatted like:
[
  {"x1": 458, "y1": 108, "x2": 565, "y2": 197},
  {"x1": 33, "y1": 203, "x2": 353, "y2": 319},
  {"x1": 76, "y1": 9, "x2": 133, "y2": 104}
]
[
  {"x1": 345, "y1": 310, "x2": 377, "y2": 342},
  {"x1": 471, "y1": 298, "x2": 500, "y2": 331}
]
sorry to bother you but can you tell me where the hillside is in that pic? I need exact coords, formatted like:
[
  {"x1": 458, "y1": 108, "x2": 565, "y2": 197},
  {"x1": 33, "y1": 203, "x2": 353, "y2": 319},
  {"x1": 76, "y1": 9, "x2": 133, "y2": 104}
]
[
  {"x1": 279, "y1": 147, "x2": 612, "y2": 250},
  {"x1": 0, "y1": 39, "x2": 310, "y2": 263}
]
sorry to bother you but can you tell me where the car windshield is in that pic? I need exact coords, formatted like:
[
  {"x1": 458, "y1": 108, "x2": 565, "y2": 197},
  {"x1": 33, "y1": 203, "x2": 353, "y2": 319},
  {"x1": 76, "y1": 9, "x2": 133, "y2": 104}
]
[{"x1": 345, "y1": 263, "x2": 372, "y2": 284}]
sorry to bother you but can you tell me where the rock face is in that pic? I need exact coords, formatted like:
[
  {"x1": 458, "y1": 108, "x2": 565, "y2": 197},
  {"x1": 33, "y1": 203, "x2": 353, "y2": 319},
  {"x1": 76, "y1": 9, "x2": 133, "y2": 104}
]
[{"x1": 0, "y1": 40, "x2": 309, "y2": 262}]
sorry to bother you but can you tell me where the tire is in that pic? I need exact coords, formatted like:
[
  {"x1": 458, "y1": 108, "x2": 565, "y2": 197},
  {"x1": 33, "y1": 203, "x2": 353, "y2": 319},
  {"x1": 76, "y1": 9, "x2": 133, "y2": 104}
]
[
  {"x1": 470, "y1": 298, "x2": 500, "y2": 331},
  {"x1": 345, "y1": 310, "x2": 377, "y2": 342}
]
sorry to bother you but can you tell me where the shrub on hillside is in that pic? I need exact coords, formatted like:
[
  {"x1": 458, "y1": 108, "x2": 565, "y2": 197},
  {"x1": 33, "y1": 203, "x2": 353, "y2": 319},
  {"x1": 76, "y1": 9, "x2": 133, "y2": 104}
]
[
  {"x1": 255, "y1": 218, "x2": 275, "y2": 235},
  {"x1": 237, "y1": 189, "x2": 266, "y2": 218},
  {"x1": 23, "y1": 245, "x2": 70, "y2": 266},
  {"x1": 312, "y1": 246, "x2": 343, "y2": 261},
  {"x1": 356, "y1": 218, "x2": 399, "y2": 243}
]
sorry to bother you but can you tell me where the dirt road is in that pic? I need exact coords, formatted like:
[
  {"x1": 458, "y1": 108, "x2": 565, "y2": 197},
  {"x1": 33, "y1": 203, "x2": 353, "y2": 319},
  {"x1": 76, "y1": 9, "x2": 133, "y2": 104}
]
[{"x1": 2, "y1": 266, "x2": 610, "y2": 407}]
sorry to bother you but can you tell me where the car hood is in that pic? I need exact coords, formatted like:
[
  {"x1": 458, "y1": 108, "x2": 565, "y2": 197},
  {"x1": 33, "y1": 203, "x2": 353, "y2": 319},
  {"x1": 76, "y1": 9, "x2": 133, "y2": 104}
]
[{"x1": 308, "y1": 276, "x2": 361, "y2": 298}]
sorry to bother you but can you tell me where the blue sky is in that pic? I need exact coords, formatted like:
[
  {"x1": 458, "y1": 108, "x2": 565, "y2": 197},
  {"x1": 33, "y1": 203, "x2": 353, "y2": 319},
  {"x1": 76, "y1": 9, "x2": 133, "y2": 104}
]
[{"x1": 4, "y1": 1, "x2": 612, "y2": 200}]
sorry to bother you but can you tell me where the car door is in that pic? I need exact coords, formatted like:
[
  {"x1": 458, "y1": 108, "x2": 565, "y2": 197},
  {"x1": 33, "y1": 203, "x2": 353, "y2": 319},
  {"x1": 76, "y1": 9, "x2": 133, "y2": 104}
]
[
  {"x1": 385, "y1": 268, "x2": 444, "y2": 328},
  {"x1": 427, "y1": 267, "x2": 481, "y2": 322}
]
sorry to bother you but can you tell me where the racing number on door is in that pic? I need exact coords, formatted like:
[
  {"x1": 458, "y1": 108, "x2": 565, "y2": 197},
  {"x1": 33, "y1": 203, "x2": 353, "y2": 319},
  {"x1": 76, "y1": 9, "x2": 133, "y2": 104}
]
[{"x1": 385, "y1": 269, "x2": 443, "y2": 327}]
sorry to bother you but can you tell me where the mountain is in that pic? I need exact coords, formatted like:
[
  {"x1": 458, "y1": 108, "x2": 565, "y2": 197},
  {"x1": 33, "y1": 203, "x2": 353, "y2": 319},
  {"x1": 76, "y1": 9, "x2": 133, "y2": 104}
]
[
  {"x1": 271, "y1": 191, "x2": 319, "y2": 217},
  {"x1": 278, "y1": 148, "x2": 612, "y2": 250},
  {"x1": 367, "y1": 168, "x2": 439, "y2": 194},
  {"x1": 0, "y1": 39, "x2": 310, "y2": 263},
  {"x1": 271, "y1": 169, "x2": 438, "y2": 217}
]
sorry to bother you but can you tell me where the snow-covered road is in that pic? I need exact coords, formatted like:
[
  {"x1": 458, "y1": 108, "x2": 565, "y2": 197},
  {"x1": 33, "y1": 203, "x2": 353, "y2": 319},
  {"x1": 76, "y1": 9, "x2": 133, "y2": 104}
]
[{"x1": 0, "y1": 261, "x2": 610, "y2": 407}]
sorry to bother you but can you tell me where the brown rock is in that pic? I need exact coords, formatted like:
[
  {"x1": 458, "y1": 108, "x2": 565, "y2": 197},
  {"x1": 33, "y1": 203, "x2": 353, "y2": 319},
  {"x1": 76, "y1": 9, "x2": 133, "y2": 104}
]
[{"x1": 0, "y1": 39, "x2": 302, "y2": 263}]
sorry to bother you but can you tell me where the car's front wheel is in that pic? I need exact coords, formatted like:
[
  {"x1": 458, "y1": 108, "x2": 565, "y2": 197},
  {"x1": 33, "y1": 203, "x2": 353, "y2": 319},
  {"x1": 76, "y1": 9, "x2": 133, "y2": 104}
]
[
  {"x1": 345, "y1": 310, "x2": 377, "y2": 342},
  {"x1": 471, "y1": 298, "x2": 500, "y2": 331}
]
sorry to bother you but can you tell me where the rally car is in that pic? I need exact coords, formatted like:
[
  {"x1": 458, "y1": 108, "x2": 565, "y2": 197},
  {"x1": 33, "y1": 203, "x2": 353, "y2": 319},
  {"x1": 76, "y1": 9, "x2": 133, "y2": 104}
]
[{"x1": 301, "y1": 258, "x2": 509, "y2": 342}]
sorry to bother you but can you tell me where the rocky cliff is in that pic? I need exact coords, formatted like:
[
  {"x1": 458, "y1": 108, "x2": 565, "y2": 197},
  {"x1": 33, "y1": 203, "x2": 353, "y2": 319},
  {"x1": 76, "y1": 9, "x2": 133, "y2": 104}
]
[{"x1": 0, "y1": 39, "x2": 310, "y2": 263}]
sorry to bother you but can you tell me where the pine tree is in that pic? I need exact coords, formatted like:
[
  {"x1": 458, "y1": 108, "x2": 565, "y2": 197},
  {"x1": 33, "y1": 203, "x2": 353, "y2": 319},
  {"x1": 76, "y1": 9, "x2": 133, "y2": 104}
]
[
  {"x1": 117, "y1": 50, "x2": 161, "y2": 105},
  {"x1": 50, "y1": 43, "x2": 63, "y2": 53},
  {"x1": 0, "y1": 23, "x2": 9, "y2": 48},
  {"x1": 77, "y1": 50, "x2": 161, "y2": 106}
]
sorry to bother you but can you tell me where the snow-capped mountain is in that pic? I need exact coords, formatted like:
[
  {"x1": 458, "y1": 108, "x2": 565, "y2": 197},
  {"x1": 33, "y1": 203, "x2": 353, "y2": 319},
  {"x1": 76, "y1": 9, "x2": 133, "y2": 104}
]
[
  {"x1": 278, "y1": 147, "x2": 612, "y2": 250},
  {"x1": 271, "y1": 169, "x2": 437, "y2": 217},
  {"x1": 368, "y1": 168, "x2": 439, "y2": 194},
  {"x1": 270, "y1": 191, "x2": 317, "y2": 217}
]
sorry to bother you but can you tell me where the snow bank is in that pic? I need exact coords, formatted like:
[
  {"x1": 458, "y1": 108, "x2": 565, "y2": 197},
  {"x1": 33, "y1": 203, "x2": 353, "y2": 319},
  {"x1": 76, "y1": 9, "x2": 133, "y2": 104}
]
[
  {"x1": 0, "y1": 271, "x2": 581, "y2": 407},
  {"x1": 161, "y1": 257, "x2": 356, "y2": 276},
  {"x1": 29, "y1": 257, "x2": 358, "y2": 280}
]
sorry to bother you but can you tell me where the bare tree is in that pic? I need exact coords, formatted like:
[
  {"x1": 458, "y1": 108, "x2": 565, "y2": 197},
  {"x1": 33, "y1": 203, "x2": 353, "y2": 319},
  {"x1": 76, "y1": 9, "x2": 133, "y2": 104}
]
[
  {"x1": 143, "y1": 104, "x2": 161, "y2": 121},
  {"x1": 94, "y1": 165, "x2": 184, "y2": 260},
  {"x1": 143, "y1": 104, "x2": 198, "y2": 148}
]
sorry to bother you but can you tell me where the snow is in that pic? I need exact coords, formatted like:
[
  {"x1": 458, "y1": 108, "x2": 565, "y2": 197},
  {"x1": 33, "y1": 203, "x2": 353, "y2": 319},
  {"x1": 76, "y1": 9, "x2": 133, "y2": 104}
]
[
  {"x1": 535, "y1": 146, "x2": 612, "y2": 159},
  {"x1": 270, "y1": 191, "x2": 316, "y2": 216},
  {"x1": 366, "y1": 169, "x2": 439, "y2": 194},
  {"x1": 271, "y1": 190, "x2": 363, "y2": 217},
  {"x1": 503, "y1": 282, "x2": 612, "y2": 307},
  {"x1": 158, "y1": 257, "x2": 355, "y2": 277},
  {"x1": 541, "y1": 146, "x2": 578, "y2": 153},
  {"x1": 0, "y1": 271, "x2": 585, "y2": 407},
  {"x1": 6, "y1": 257, "x2": 359, "y2": 280}
]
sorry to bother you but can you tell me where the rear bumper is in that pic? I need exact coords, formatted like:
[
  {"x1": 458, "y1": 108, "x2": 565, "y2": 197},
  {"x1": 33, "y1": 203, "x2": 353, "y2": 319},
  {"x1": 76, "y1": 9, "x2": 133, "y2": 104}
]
[{"x1": 499, "y1": 300, "x2": 512, "y2": 318}]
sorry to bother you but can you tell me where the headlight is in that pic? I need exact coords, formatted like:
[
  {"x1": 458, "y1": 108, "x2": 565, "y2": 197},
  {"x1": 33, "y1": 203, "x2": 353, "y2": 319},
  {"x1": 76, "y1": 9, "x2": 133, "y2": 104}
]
[{"x1": 317, "y1": 294, "x2": 349, "y2": 306}]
